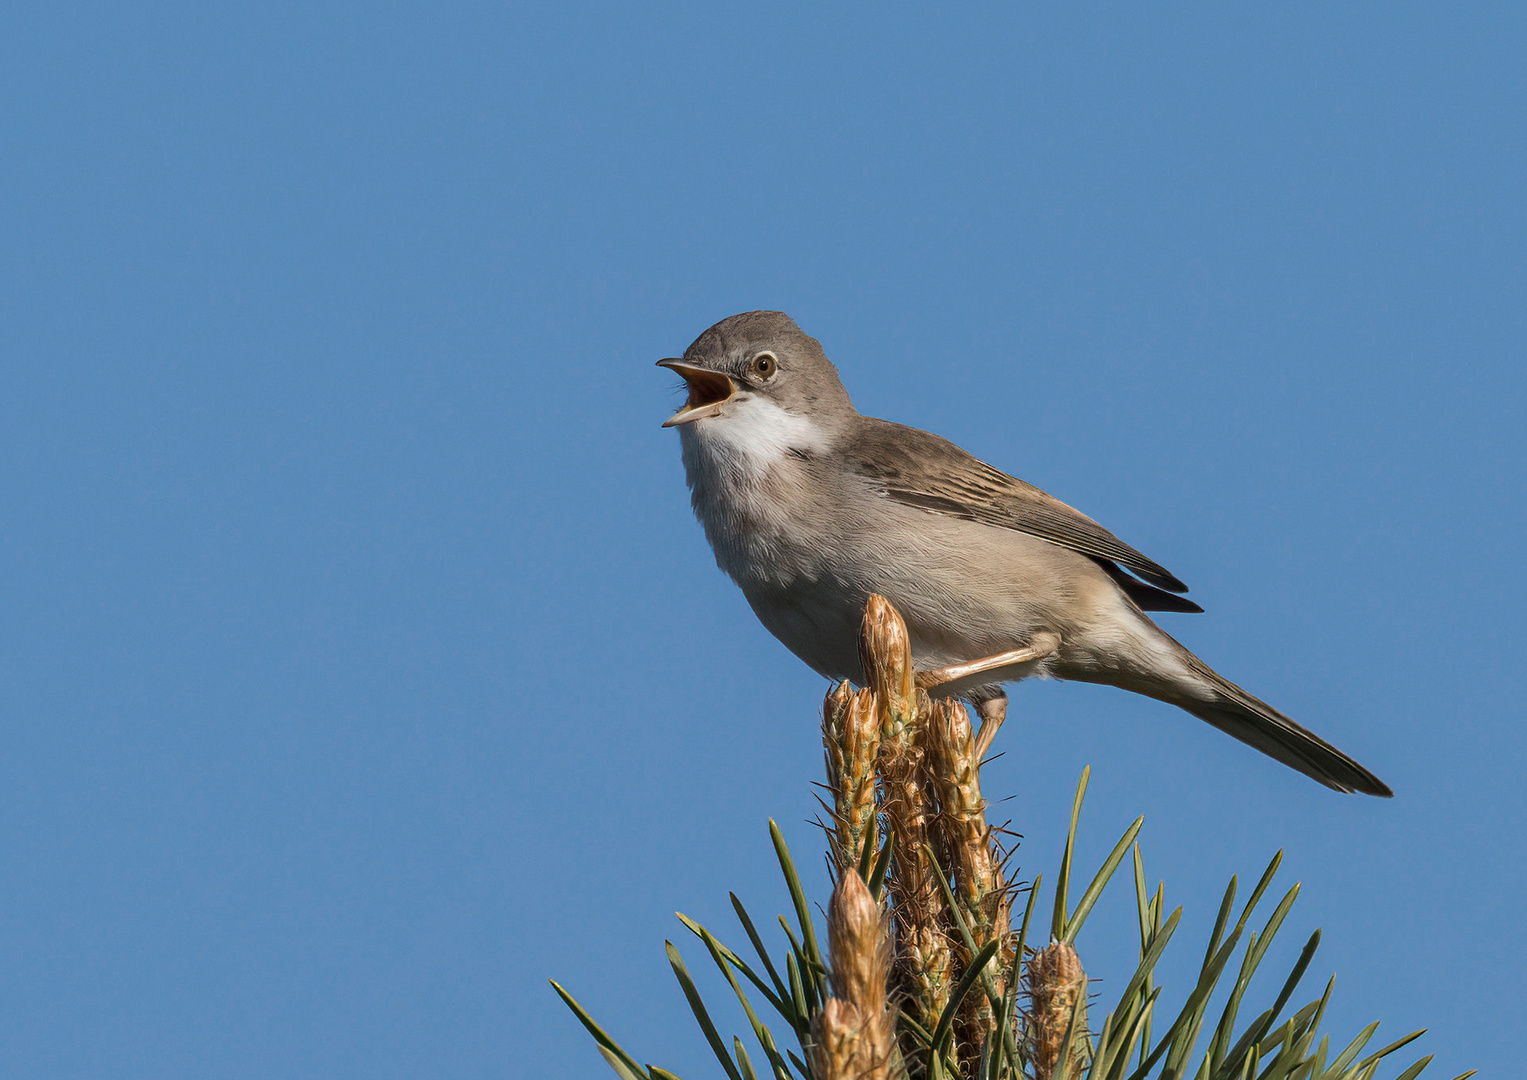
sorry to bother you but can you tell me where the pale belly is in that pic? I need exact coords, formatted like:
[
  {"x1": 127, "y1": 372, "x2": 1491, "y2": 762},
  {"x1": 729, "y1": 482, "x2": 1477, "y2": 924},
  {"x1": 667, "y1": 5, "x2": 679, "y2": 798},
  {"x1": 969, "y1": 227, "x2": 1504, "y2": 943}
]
[
  {"x1": 741, "y1": 578, "x2": 866, "y2": 682},
  {"x1": 729, "y1": 510, "x2": 1115, "y2": 685}
]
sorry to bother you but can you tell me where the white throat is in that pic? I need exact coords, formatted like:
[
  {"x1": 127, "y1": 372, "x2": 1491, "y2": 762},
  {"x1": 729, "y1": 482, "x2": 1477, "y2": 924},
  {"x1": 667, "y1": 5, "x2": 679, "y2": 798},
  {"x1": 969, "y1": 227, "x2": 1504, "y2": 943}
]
[{"x1": 679, "y1": 394, "x2": 829, "y2": 483}]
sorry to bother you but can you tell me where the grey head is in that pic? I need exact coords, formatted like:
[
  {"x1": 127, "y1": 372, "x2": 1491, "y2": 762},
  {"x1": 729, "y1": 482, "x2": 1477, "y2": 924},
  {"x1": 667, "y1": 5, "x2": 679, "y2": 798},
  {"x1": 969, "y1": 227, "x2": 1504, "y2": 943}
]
[{"x1": 657, "y1": 311, "x2": 857, "y2": 432}]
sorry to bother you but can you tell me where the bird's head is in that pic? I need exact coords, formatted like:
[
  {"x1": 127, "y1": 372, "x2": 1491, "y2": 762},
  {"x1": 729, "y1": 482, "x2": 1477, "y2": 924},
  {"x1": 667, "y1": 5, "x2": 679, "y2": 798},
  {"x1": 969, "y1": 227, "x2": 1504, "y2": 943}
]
[{"x1": 657, "y1": 311, "x2": 855, "y2": 431}]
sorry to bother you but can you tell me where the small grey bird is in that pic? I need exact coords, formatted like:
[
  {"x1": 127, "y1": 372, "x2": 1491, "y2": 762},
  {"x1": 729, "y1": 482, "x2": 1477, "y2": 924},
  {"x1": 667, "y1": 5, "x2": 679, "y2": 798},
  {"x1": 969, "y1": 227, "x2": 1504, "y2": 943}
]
[{"x1": 659, "y1": 310, "x2": 1390, "y2": 796}]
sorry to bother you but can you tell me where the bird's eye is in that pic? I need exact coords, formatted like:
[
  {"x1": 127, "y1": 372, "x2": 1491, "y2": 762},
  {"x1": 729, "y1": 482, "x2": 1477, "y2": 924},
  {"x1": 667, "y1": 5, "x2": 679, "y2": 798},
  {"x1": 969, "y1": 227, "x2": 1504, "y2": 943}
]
[{"x1": 752, "y1": 353, "x2": 778, "y2": 380}]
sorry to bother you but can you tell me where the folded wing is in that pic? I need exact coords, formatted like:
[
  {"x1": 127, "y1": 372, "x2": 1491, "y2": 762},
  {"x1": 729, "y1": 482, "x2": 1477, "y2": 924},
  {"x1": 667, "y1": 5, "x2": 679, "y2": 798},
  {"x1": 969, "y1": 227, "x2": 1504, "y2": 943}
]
[{"x1": 850, "y1": 418, "x2": 1191, "y2": 595}]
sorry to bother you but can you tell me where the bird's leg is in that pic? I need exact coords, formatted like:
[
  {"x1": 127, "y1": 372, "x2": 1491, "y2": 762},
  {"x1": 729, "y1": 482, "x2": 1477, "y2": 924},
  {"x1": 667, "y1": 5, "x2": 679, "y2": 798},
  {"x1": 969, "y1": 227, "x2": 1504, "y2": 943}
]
[
  {"x1": 915, "y1": 633, "x2": 1059, "y2": 756},
  {"x1": 973, "y1": 691, "x2": 1007, "y2": 761},
  {"x1": 914, "y1": 632, "x2": 1061, "y2": 694}
]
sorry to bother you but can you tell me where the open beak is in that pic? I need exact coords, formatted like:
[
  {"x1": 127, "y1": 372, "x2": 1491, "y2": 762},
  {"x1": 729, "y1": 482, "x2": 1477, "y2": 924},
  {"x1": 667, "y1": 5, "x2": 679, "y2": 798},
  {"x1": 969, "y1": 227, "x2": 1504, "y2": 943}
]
[{"x1": 657, "y1": 359, "x2": 737, "y2": 427}]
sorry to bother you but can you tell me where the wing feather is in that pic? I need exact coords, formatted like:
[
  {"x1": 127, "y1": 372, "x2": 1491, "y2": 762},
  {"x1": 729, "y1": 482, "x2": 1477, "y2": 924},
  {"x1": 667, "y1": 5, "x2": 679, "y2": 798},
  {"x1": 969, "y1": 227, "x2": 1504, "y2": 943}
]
[{"x1": 849, "y1": 418, "x2": 1190, "y2": 593}]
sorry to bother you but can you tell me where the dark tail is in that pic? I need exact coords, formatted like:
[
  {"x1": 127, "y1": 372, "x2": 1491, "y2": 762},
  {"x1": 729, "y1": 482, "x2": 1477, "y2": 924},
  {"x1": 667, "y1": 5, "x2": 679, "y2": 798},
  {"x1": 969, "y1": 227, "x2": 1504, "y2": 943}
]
[{"x1": 1158, "y1": 651, "x2": 1392, "y2": 797}]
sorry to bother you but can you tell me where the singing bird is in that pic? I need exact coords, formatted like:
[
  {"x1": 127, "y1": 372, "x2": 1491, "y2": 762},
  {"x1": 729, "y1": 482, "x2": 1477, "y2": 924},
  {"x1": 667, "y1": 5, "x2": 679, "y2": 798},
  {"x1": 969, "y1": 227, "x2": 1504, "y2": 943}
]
[{"x1": 659, "y1": 310, "x2": 1389, "y2": 796}]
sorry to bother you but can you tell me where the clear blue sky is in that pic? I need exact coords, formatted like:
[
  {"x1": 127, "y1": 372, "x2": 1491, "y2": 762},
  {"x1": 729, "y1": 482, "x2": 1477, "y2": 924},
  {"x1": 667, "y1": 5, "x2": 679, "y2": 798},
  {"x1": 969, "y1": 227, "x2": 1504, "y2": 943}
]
[{"x1": 1, "y1": 4, "x2": 1521, "y2": 1077}]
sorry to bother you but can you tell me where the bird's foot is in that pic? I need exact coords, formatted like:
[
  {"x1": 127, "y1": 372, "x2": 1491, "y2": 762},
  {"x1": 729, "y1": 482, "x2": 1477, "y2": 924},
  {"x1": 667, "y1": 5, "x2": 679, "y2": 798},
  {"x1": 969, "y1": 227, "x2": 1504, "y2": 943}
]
[{"x1": 972, "y1": 692, "x2": 1007, "y2": 760}]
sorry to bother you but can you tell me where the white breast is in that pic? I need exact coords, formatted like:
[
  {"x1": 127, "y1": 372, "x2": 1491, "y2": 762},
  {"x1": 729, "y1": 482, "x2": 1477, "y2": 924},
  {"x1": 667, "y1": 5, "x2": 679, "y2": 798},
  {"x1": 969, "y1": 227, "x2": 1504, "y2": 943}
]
[
  {"x1": 677, "y1": 395, "x2": 831, "y2": 589},
  {"x1": 678, "y1": 394, "x2": 829, "y2": 483}
]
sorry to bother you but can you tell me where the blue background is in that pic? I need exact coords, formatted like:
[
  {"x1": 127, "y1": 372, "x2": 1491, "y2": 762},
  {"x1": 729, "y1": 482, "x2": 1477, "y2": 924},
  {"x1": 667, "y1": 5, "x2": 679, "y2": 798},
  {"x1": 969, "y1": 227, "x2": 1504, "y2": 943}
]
[{"x1": 2, "y1": 3, "x2": 1521, "y2": 1077}]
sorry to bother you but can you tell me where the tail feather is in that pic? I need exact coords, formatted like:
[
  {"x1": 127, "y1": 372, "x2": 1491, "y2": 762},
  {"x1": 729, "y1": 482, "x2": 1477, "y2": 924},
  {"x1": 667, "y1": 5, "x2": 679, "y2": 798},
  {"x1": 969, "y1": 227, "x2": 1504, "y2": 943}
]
[
  {"x1": 1167, "y1": 654, "x2": 1392, "y2": 797},
  {"x1": 1093, "y1": 558, "x2": 1205, "y2": 614}
]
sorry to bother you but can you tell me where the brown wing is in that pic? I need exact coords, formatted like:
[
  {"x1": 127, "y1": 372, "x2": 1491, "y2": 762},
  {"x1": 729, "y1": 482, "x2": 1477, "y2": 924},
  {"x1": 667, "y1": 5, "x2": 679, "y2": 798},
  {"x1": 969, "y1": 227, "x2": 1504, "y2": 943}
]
[{"x1": 849, "y1": 418, "x2": 1190, "y2": 593}]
